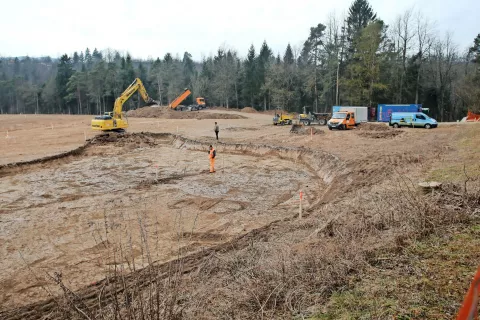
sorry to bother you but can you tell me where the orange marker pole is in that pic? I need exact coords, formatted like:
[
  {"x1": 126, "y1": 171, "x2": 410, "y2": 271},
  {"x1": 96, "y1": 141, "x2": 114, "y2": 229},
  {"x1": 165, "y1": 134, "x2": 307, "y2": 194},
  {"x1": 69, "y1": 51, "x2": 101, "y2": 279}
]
[{"x1": 457, "y1": 266, "x2": 480, "y2": 320}]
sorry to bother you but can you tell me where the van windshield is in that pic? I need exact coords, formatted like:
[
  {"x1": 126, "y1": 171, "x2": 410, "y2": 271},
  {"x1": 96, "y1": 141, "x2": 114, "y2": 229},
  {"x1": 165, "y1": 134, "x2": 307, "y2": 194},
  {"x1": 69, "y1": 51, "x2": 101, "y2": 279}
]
[{"x1": 332, "y1": 112, "x2": 347, "y2": 119}]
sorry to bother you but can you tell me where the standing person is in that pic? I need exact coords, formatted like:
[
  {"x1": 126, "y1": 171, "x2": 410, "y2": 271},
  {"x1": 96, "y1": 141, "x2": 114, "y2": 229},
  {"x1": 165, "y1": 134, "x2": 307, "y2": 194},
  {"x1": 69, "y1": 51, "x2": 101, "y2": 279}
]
[
  {"x1": 208, "y1": 145, "x2": 216, "y2": 173},
  {"x1": 214, "y1": 122, "x2": 219, "y2": 140}
]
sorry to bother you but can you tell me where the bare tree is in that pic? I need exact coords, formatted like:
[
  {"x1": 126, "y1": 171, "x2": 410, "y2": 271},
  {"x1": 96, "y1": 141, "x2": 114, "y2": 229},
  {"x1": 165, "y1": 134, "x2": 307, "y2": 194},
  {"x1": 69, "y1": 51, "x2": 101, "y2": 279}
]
[
  {"x1": 414, "y1": 12, "x2": 435, "y2": 104},
  {"x1": 393, "y1": 8, "x2": 416, "y2": 103}
]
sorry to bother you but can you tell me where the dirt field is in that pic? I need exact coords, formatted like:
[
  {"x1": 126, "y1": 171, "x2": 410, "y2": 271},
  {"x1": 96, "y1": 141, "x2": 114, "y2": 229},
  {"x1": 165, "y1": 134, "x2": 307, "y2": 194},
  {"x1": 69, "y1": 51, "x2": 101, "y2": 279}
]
[{"x1": 0, "y1": 112, "x2": 479, "y2": 319}]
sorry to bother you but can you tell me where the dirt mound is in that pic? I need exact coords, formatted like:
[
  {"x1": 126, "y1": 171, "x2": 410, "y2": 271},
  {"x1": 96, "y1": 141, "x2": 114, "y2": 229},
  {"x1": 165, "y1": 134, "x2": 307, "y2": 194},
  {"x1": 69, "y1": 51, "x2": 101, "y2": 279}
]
[
  {"x1": 358, "y1": 123, "x2": 390, "y2": 131},
  {"x1": 90, "y1": 132, "x2": 157, "y2": 148},
  {"x1": 290, "y1": 124, "x2": 323, "y2": 135},
  {"x1": 241, "y1": 107, "x2": 257, "y2": 113},
  {"x1": 357, "y1": 130, "x2": 403, "y2": 139},
  {"x1": 126, "y1": 106, "x2": 246, "y2": 120},
  {"x1": 224, "y1": 126, "x2": 260, "y2": 132},
  {"x1": 356, "y1": 122, "x2": 402, "y2": 138}
]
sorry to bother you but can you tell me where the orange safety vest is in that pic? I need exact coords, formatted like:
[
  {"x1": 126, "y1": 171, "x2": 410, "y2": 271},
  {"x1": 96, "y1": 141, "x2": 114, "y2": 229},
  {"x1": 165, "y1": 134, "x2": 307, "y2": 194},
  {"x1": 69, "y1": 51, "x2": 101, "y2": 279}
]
[
  {"x1": 209, "y1": 148, "x2": 216, "y2": 159},
  {"x1": 457, "y1": 266, "x2": 480, "y2": 320}
]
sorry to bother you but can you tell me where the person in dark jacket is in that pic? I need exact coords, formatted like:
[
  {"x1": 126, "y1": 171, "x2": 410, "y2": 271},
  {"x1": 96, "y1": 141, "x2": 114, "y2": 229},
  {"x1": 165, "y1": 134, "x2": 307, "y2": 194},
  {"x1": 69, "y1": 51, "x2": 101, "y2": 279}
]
[{"x1": 214, "y1": 122, "x2": 219, "y2": 140}]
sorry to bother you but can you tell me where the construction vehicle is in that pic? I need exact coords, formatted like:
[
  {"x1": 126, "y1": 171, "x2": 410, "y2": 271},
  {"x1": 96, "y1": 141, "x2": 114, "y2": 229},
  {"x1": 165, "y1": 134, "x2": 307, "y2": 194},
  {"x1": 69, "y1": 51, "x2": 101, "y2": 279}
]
[
  {"x1": 327, "y1": 111, "x2": 356, "y2": 130},
  {"x1": 91, "y1": 78, "x2": 157, "y2": 131},
  {"x1": 299, "y1": 107, "x2": 331, "y2": 126},
  {"x1": 195, "y1": 97, "x2": 206, "y2": 109},
  {"x1": 170, "y1": 89, "x2": 191, "y2": 110},
  {"x1": 273, "y1": 110, "x2": 294, "y2": 125},
  {"x1": 169, "y1": 89, "x2": 206, "y2": 111}
]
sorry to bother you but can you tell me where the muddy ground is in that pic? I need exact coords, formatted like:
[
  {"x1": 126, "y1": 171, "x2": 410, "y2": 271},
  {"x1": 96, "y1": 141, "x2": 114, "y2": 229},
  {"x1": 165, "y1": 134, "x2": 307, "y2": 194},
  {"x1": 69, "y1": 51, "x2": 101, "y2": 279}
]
[{"x1": 0, "y1": 112, "x2": 479, "y2": 319}]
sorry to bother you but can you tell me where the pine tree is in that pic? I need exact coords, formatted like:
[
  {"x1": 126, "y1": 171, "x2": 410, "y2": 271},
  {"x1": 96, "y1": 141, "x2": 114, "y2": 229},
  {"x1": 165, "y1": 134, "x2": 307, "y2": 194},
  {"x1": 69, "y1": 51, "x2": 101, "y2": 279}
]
[
  {"x1": 346, "y1": 0, "x2": 377, "y2": 58},
  {"x1": 92, "y1": 48, "x2": 103, "y2": 63},
  {"x1": 85, "y1": 48, "x2": 93, "y2": 69},
  {"x1": 257, "y1": 41, "x2": 273, "y2": 109},
  {"x1": 13, "y1": 58, "x2": 20, "y2": 74},
  {"x1": 284, "y1": 44, "x2": 294, "y2": 65},
  {"x1": 182, "y1": 51, "x2": 195, "y2": 87},
  {"x1": 243, "y1": 44, "x2": 258, "y2": 107},
  {"x1": 470, "y1": 34, "x2": 480, "y2": 67},
  {"x1": 73, "y1": 52, "x2": 79, "y2": 66},
  {"x1": 304, "y1": 23, "x2": 326, "y2": 111},
  {"x1": 345, "y1": 21, "x2": 386, "y2": 106},
  {"x1": 56, "y1": 54, "x2": 74, "y2": 113}
]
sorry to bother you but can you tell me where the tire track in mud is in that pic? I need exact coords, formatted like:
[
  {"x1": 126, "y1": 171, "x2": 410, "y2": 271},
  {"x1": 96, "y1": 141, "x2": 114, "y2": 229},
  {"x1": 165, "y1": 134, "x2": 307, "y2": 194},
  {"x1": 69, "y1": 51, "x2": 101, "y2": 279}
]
[{"x1": 0, "y1": 132, "x2": 348, "y2": 319}]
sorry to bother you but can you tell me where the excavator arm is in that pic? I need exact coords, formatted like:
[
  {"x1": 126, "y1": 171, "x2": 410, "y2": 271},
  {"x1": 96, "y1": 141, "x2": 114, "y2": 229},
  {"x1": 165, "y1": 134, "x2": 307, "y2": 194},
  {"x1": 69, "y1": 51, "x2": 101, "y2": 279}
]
[
  {"x1": 91, "y1": 78, "x2": 158, "y2": 131},
  {"x1": 113, "y1": 78, "x2": 157, "y2": 119}
]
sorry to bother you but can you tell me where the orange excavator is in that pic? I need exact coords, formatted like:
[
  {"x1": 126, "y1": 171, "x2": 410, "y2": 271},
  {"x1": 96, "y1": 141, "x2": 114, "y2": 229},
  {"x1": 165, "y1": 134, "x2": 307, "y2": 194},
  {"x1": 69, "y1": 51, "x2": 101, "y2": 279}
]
[{"x1": 169, "y1": 89, "x2": 206, "y2": 111}]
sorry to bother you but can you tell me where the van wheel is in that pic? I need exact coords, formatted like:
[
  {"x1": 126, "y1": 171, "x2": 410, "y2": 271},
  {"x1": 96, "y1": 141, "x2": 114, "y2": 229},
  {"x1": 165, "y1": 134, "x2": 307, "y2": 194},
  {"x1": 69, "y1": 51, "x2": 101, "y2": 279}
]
[
  {"x1": 425, "y1": 124, "x2": 431, "y2": 129},
  {"x1": 393, "y1": 123, "x2": 399, "y2": 128}
]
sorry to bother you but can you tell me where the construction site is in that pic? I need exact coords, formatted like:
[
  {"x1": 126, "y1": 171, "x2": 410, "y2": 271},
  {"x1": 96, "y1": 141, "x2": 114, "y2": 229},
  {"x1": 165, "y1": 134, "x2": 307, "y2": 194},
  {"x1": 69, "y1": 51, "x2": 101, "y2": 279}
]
[{"x1": 0, "y1": 107, "x2": 479, "y2": 319}]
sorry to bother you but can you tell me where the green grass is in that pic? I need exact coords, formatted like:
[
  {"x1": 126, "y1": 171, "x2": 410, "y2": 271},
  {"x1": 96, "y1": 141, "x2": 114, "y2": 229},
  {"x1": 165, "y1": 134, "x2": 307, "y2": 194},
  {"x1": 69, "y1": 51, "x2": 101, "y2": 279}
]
[
  {"x1": 428, "y1": 125, "x2": 480, "y2": 182},
  {"x1": 312, "y1": 224, "x2": 480, "y2": 320}
]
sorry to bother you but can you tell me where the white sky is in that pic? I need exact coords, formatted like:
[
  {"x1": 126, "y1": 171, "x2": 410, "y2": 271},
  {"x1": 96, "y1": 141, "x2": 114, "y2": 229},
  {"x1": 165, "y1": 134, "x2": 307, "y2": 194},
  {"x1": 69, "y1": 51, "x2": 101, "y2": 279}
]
[{"x1": 1, "y1": 0, "x2": 478, "y2": 60}]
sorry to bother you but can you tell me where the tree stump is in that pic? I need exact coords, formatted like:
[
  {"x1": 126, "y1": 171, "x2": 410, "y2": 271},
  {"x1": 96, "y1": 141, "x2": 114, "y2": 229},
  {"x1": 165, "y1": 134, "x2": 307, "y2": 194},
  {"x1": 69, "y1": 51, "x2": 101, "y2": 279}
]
[{"x1": 418, "y1": 181, "x2": 442, "y2": 195}]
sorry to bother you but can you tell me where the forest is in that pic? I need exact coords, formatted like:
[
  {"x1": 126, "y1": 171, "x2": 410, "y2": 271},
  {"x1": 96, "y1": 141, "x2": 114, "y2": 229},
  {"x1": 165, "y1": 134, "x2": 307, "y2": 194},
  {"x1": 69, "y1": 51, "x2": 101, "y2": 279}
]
[{"x1": 0, "y1": 0, "x2": 479, "y2": 121}]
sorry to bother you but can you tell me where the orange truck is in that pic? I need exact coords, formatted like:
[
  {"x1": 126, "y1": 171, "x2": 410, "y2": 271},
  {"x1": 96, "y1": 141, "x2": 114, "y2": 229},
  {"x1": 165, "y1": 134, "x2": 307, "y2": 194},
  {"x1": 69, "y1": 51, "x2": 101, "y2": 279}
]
[
  {"x1": 169, "y1": 89, "x2": 206, "y2": 111},
  {"x1": 327, "y1": 111, "x2": 356, "y2": 130}
]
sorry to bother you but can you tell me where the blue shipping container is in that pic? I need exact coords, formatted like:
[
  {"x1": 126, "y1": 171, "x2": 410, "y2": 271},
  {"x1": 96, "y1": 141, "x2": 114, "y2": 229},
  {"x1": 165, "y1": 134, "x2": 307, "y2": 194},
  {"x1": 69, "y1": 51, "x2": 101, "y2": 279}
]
[{"x1": 377, "y1": 104, "x2": 422, "y2": 122}]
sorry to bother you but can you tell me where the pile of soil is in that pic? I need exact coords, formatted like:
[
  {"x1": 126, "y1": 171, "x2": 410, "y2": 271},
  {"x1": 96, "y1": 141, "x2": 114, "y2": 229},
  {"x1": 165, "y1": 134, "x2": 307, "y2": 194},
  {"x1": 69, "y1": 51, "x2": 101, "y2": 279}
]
[
  {"x1": 356, "y1": 122, "x2": 403, "y2": 138},
  {"x1": 241, "y1": 107, "x2": 258, "y2": 113},
  {"x1": 126, "y1": 106, "x2": 246, "y2": 120},
  {"x1": 290, "y1": 124, "x2": 323, "y2": 135},
  {"x1": 357, "y1": 123, "x2": 390, "y2": 131},
  {"x1": 224, "y1": 126, "x2": 260, "y2": 132},
  {"x1": 90, "y1": 132, "x2": 157, "y2": 148}
]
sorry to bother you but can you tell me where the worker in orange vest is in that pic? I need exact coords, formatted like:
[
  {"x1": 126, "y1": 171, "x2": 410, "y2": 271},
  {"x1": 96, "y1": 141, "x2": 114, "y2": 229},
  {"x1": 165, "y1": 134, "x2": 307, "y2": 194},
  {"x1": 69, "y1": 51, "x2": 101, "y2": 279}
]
[{"x1": 208, "y1": 145, "x2": 216, "y2": 173}]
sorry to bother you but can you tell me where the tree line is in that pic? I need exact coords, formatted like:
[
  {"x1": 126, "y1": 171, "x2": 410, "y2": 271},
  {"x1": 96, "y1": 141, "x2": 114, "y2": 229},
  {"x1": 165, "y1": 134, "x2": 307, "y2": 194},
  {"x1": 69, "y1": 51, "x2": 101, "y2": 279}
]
[{"x1": 0, "y1": 0, "x2": 479, "y2": 121}]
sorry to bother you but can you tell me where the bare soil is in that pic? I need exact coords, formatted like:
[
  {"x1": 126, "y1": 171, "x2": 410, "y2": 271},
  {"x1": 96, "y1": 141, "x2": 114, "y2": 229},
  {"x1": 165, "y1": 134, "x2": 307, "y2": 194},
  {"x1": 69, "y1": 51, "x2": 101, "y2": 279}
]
[{"x1": 0, "y1": 112, "x2": 479, "y2": 319}]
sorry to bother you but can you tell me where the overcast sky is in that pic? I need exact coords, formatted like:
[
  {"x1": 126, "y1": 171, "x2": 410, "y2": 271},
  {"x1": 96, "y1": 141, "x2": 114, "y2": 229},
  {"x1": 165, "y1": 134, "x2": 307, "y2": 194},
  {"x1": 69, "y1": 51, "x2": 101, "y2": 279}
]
[{"x1": 1, "y1": 0, "x2": 478, "y2": 61}]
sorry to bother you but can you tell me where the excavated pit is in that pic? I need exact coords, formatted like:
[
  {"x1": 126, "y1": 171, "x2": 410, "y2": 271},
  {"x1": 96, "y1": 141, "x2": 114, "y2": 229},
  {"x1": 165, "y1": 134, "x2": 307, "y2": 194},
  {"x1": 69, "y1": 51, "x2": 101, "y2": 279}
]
[{"x1": 0, "y1": 132, "x2": 345, "y2": 313}]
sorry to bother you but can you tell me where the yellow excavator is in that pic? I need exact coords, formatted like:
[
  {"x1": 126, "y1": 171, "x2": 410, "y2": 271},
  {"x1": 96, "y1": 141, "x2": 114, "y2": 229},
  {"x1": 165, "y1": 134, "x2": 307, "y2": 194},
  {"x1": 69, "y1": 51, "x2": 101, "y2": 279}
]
[{"x1": 91, "y1": 78, "x2": 157, "y2": 131}]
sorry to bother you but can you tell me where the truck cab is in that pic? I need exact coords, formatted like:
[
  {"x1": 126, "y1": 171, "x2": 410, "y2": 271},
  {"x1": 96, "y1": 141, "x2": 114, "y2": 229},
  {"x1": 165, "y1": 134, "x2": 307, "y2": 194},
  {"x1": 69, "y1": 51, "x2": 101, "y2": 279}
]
[
  {"x1": 327, "y1": 111, "x2": 356, "y2": 130},
  {"x1": 389, "y1": 112, "x2": 438, "y2": 129}
]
